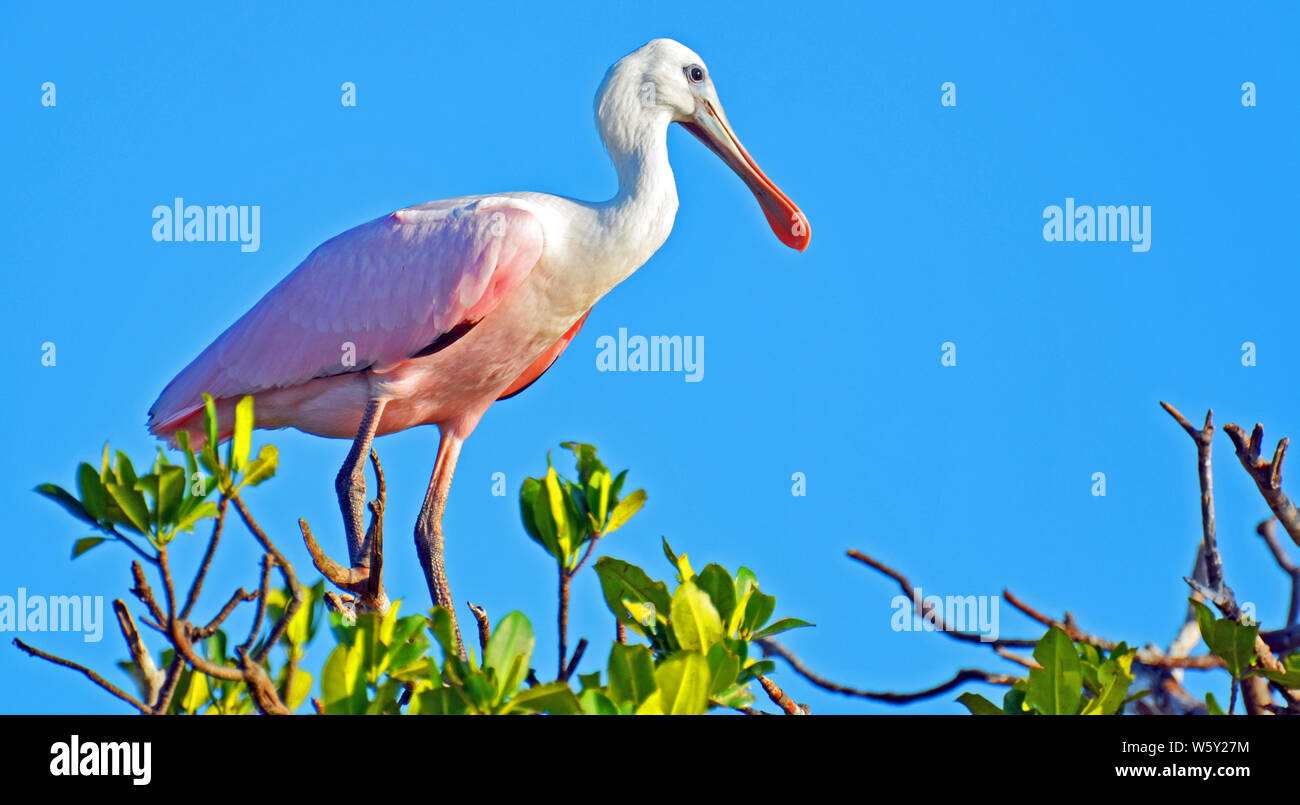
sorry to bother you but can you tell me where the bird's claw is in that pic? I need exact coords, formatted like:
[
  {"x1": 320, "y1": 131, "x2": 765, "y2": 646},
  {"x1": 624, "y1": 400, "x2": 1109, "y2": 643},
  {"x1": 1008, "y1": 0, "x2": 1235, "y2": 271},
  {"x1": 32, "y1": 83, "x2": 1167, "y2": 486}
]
[{"x1": 304, "y1": 448, "x2": 390, "y2": 613}]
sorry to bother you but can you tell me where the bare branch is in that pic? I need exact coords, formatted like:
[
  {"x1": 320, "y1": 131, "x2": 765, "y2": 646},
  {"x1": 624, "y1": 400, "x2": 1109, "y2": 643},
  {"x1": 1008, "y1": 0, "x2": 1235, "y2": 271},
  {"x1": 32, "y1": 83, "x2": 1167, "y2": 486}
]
[
  {"x1": 152, "y1": 652, "x2": 185, "y2": 714},
  {"x1": 129, "y1": 561, "x2": 164, "y2": 628},
  {"x1": 468, "y1": 601, "x2": 491, "y2": 659},
  {"x1": 112, "y1": 599, "x2": 163, "y2": 707},
  {"x1": 846, "y1": 549, "x2": 1036, "y2": 648},
  {"x1": 13, "y1": 638, "x2": 150, "y2": 714},
  {"x1": 231, "y1": 495, "x2": 303, "y2": 663},
  {"x1": 1257, "y1": 517, "x2": 1300, "y2": 627},
  {"x1": 1224, "y1": 422, "x2": 1300, "y2": 547},
  {"x1": 757, "y1": 674, "x2": 808, "y2": 715},
  {"x1": 562, "y1": 638, "x2": 588, "y2": 682},
  {"x1": 194, "y1": 587, "x2": 258, "y2": 639},
  {"x1": 180, "y1": 496, "x2": 228, "y2": 620},
  {"x1": 1160, "y1": 402, "x2": 1230, "y2": 600},
  {"x1": 238, "y1": 554, "x2": 274, "y2": 654},
  {"x1": 758, "y1": 638, "x2": 1014, "y2": 703}
]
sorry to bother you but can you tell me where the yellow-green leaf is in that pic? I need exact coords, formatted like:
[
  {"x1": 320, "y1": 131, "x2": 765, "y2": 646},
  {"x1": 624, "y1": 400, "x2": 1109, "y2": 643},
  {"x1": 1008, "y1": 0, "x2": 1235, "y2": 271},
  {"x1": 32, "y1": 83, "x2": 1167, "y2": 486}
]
[{"x1": 671, "y1": 580, "x2": 724, "y2": 652}]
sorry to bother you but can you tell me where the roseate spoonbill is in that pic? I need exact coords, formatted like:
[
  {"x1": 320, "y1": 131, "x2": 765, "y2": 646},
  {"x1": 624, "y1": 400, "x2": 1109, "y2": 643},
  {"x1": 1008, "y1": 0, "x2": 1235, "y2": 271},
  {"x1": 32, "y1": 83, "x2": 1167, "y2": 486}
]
[{"x1": 148, "y1": 38, "x2": 810, "y2": 649}]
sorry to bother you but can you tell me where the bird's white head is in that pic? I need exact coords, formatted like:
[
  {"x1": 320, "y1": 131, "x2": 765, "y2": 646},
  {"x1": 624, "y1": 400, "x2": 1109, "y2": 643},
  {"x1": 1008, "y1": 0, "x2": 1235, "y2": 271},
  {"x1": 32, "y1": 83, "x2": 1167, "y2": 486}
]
[{"x1": 596, "y1": 38, "x2": 810, "y2": 250}]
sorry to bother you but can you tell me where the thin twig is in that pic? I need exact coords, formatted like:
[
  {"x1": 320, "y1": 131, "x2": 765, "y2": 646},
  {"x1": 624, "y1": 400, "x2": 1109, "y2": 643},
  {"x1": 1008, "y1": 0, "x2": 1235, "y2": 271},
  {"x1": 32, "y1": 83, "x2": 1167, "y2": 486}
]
[
  {"x1": 180, "y1": 496, "x2": 228, "y2": 620},
  {"x1": 562, "y1": 638, "x2": 588, "y2": 681},
  {"x1": 757, "y1": 674, "x2": 808, "y2": 715},
  {"x1": 1160, "y1": 402, "x2": 1230, "y2": 600},
  {"x1": 468, "y1": 601, "x2": 491, "y2": 659},
  {"x1": 558, "y1": 570, "x2": 571, "y2": 679},
  {"x1": 846, "y1": 550, "x2": 1036, "y2": 648},
  {"x1": 1256, "y1": 518, "x2": 1300, "y2": 627},
  {"x1": 1224, "y1": 422, "x2": 1300, "y2": 547},
  {"x1": 112, "y1": 599, "x2": 162, "y2": 706},
  {"x1": 231, "y1": 495, "x2": 303, "y2": 663},
  {"x1": 194, "y1": 587, "x2": 258, "y2": 639},
  {"x1": 13, "y1": 638, "x2": 150, "y2": 714},
  {"x1": 129, "y1": 560, "x2": 165, "y2": 628},
  {"x1": 1001, "y1": 589, "x2": 1224, "y2": 670},
  {"x1": 758, "y1": 638, "x2": 1015, "y2": 703},
  {"x1": 239, "y1": 554, "x2": 274, "y2": 654},
  {"x1": 153, "y1": 652, "x2": 185, "y2": 714}
]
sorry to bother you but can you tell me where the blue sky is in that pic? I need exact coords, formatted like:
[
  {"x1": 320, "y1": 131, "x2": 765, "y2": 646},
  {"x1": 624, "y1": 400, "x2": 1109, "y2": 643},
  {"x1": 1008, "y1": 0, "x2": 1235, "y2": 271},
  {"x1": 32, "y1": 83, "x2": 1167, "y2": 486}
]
[{"x1": 2, "y1": 2, "x2": 1297, "y2": 714}]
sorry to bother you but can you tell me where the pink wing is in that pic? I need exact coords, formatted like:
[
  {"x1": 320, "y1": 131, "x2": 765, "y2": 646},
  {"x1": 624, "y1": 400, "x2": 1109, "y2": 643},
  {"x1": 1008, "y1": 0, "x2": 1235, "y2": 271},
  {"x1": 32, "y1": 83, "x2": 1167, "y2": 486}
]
[{"x1": 148, "y1": 201, "x2": 544, "y2": 433}]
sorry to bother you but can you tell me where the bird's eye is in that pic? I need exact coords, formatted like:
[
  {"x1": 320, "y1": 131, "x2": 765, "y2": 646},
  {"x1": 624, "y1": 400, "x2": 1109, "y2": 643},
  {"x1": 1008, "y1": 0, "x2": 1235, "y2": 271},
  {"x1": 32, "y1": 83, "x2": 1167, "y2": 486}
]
[{"x1": 685, "y1": 65, "x2": 705, "y2": 84}]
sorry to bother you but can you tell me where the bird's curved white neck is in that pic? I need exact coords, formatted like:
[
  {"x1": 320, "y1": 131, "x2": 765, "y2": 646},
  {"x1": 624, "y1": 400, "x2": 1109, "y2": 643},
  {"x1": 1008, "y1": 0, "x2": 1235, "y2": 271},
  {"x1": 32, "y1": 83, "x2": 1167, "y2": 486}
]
[{"x1": 585, "y1": 103, "x2": 680, "y2": 290}]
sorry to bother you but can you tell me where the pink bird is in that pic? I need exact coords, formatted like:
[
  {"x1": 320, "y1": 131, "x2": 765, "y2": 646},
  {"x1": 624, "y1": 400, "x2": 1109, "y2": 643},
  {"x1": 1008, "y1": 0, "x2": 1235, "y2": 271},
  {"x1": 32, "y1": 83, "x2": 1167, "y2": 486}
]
[{"x1": 148, "y1": 38, "x2": 809, "y2": 649}]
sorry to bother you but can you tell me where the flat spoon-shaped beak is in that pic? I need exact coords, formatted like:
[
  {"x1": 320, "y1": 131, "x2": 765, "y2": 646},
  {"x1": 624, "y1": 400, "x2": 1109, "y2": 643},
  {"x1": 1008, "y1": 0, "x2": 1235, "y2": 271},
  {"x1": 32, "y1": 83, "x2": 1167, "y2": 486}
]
[{"x1": 682, "y1": 98, "x2": 810, "y2": 251}]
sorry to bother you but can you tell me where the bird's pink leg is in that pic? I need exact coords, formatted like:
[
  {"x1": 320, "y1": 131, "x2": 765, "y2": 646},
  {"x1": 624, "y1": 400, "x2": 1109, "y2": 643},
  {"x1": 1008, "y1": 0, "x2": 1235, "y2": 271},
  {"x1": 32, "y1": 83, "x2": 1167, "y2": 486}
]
[
  {"x1": 337, "y1": 398, "x2": 387, "y2": 566},
  {"x1": 415, "y1": 428, "x2": 466, "y2": 659}
]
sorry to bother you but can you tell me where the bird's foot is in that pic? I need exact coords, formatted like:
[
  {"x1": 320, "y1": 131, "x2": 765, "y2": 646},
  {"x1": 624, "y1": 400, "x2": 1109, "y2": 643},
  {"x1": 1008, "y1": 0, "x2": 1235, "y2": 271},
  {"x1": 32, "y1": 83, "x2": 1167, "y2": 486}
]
[{"x1": 307, "y1": 450, "x2": 390, "y2": 613}]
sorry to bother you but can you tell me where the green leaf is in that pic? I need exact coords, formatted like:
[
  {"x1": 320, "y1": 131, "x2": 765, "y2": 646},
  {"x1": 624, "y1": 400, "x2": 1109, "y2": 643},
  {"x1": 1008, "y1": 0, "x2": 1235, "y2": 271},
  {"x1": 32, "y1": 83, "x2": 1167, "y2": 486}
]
[
  {"x1": 179, "y1": 666, "x2": 211, "y2": 714},
  {"x1": 542, "y1": 466, "x2": 573, "y2": 559},
  {"x1": 519, "y1": 477, "x2": 555, "y2": 554},
  {"x1": 172, "y1": 501, "x2": 218, "y2": 536},
  {"x1": 560, "y1": 441, "x2": 603, "y2": 485},
  {"x1": 958, "y1": 692, "x2": 1006, "y2": 715},
  {"x1": 1026, "y1": 626, "x2": 1083, "y2": 715},
  {"x1": 176, "y1": 430, "x2": 200, "y2": 482},
  {"x1": 106, "y1": 481, "x2": 151, "y2": 537},
  {"x1": 740, "y1": 590, "x2": 777, "y2": 637},
  {"x1": 652, "y1": 652, "x2": 710, "y2": 715},
  {"x1": 609, "y1": 469, "x2": 628, "y2": 501},
  {"x1": 508, "y1": 681, "x2": 583, "y2": 715},
  {"x1": 1253, "y1": 653, "x2": 1300, "y2": 688},
  {"x1": 734, "y1": 566, "x2": 759, "y2": 599},
  {"x1": 71, "y1": 536, "x2": 108, "y2": 559},
  {"x1": 662, "y1": 537, "x2": 679, "y2": 568},
  {"x1": 114, "y1": 451, "x2": 138, "y2": 489},
  {"x1": 603, "y1": 488, "x2": 646, "y2": 535},
  {"x1": 753, "y1": 617, "x2": 815, "y2": 640},
  {"x1": 321, "y1": 644, "x2": 367, "y2": 715},
  {"x1": 229, "y1": 396, "x2": 254, "y2": 473},
  {"x1": 579, "y1": 689, "x2": 619, "y2": 715},
  {"x1": 711, "y1": 682, "x2": 755, "y2": 711},
  {"x1": 202, "y1": 394, "x2": 220, "y2": 454},
  {"x1": 593, "y1": 557, "x2": 671, "y2": 632},
  {"x1": 240, "y1": 445, "x2": 279, "y2": 487},
  {"x1": 1002, "y1": 686, "x2": 1029, "y2": 714},
  {"x1": 584, "y1": 469, "x2": 612, "y2": 531},
  {"x1": 526, "y1": 475, "x2": 564, "y2": 562},
  {"x1": 1080, "y1": 651, "x2": 1135, "y2": 715},
  {"x1": 284, "y1": 670, "x2": 313, "y2": 712},
  {"x1": 428, "y1": 607, "x2": 466, "y2": 675},
  {"x1": 671, "y1": 580, "x2": 725, "y2": 652},
  {"x1": 483, "y1": 611, "x2": 534, "y2": 702},
  {"x1": 607, "y1": 643, "x2": 657, "y2": 708},
  {"x1": 35, "y1": 483, "x2": 97, "y2": 526},
  {"x1": 695, "y1": 564, "x2": 738, "y2": 627},
  {"x1": 157, "y1": 465, "x2": 186, "y2": 530},
  {"x1": 1205, "y1": 692, "x2": 1226, "y2": 716},
  {"x1": 415, "y1": 686, "x2": 470, "y2": 715},
  {"x1": 76, "y1": 463, "x2": 106, "y2": 521},
  {"x1": 1191, "y1": 598, "x2": 1258, "y2": 679},
  {"x1": 735, "y1": 659, "x2": 775, "y2": 685},
  {"x1": 705, "y1": 643, "x2": 740, "y2": 697}
]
